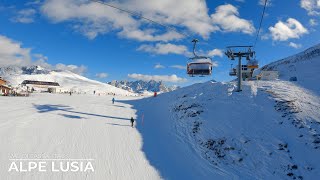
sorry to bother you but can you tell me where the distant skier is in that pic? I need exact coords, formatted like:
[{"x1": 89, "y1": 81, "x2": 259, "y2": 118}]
[
  {"x1": 69, "y1": 91, "x2": 72, "y2": 96},
  {"x1": 112, "y1": 97, "x2": 115, "y2": 104},
  {"x1": 130, "y1": 117, "x2": 135, "y2": 128},
  {"x1": 94, "y1": 90, "x2": 96, "y2": 95}
]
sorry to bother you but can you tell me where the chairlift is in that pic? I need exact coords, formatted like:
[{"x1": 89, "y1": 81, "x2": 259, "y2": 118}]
[
  {"x1": 229, "y1": 64, "x2": 237, "y2": 76},
  {"x1": 187, "y1": 39, "x2": 213, "y2": 77}
]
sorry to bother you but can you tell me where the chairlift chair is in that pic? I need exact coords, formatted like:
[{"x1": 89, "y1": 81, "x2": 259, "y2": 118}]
[
  {"x1": 229, "y1": 68, "x2": 237, "y2": 76},
  {"x1": 186, "y1": 39, "x2": 213, "y2": 77}
]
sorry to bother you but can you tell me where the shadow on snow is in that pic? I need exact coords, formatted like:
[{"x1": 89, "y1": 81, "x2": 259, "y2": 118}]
[{"x1": 33, "y1": 104, "x2": 131, "y2": 121}]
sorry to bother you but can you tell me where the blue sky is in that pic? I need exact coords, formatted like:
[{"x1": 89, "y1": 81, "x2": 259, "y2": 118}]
[{"x1": 0, "y1": 0, "x2": 319, "y2": 86}]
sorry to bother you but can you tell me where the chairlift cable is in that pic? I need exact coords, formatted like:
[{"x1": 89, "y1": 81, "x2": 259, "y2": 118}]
[
  {"x1": 90, "y1": 0, "x2": 193, "y2": 39},
  {"x1": 253, "y1": 0, "x2": 268, "y2": 49}
]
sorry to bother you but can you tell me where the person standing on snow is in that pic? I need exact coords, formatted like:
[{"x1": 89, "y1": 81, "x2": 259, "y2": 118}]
[
  {"x1": 130, "y1": 117, "x2": 135, "y2": 128},
  {"x1": 112, "y1": 97, "x2": 115, "y2": 104}
]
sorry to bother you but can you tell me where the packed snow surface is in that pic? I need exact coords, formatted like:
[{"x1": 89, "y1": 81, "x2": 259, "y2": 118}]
[
  {"x1": 1, "y1": 78, "x2": 319, "y2": 179},
  {"x1": 0, "y1": 94, "x2": 160, "y2": 179}
]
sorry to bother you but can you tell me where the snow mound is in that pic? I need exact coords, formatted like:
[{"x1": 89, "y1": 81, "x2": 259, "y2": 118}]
[
  {"x1": 259, "y1": 43, "x2": 320, "y2": 94},
  {"x1": 128, "y1": 80, "x2": 320, "y2": 179}
]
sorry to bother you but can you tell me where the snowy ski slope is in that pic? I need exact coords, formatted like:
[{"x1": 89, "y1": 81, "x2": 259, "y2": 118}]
[{"x1": 0, "y1": 94, "x2": 160, "y2": 179}]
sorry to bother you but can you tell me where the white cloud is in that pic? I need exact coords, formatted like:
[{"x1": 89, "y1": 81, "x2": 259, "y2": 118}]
[
  {"x1": 40, "y1": 0, "x2": 217, "y2": 40},
  {"x1": 128, "y1": 73, "x2": 187, "y2": 83},
  {"x1": 138, "y1": 43, "x2": 190, "y2": 56},
  {"x1": 288, "y1": 42, "x2": 302, "y2": 49},
  {"x1": 154, "y1": 63, "x2": 165, "y2": 69},
  {"x1": 0, "y1": 35, "x2": 31, "y2": 67},
  {"x1": 211, "y1": 61, "x2": 219, "y2": 67},
  {"x1": 26, "y1": 0, "x2": 42, "y2": 6},
  {"x1": 0, "y1": 34, "x2": 87, "y2": 75},
  {"x1": 95, "y1": 72, "x2": 108, "y2": 78},
  {"x1": 170, "y1": 65, "x2": 185, "y2": 70},
  {"x1": 11, "y1": 8, "x2": 36, "y2": 23},
  {"x1": 300, "y1": 0, "x2": 320, "y2": 15},
  {"x1": 269, "y1": 18, "x2": 308, "y2": 41},
  {"x1": 207, "y1": 49, "x2": 223, "y2": 57},
  {"x1": 309, "y1": 19, "x2": 318, "y2": 26},
  {"x1": 211, "y1": 4, "x2": 255, "y2": 34},
  {"x1": 40, "y1": 1, "x2": 255, "y2": 41},
  {"x1": 55, "y1": 64, "x2": 87, "y2": 75}
]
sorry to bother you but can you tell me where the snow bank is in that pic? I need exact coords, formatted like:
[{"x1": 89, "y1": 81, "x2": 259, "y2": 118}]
[{"x1": 123, "y1": 80, "x2": 320, "y2": 179}]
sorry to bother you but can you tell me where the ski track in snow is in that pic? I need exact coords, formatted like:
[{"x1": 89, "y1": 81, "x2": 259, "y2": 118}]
[{"x1": 0, "y1": 94, "x2": 161, "y2": 180}]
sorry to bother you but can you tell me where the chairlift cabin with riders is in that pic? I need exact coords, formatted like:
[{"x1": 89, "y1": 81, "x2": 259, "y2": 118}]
[{"x1": 187, "y1": 39, "x2": 213, "y2": 77}]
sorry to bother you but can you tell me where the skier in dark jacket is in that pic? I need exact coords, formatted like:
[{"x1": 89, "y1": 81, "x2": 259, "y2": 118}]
[
  {"x1": 112, "y1": 97, "x2": 115, "y2": 104},
  {"x1": 130, "y1": 117, "x2": 134, "y2": 128}
]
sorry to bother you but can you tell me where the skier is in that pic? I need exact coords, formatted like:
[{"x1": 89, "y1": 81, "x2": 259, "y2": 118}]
[
  {"x1": 112, "y1": 97, "x2": 115, "y2": 104},
  {"x1": 130, "y1": 117, "x2": 135, "y2": 128},
  {"x1": 69, "y1": 91, "x2": 72, "y2": 96}
]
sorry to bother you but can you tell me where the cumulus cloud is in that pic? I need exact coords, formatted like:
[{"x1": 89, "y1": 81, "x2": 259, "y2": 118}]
[
  {"x1": 288, "y1": 42, "x2": 302, "y2": 49},
  {"x1": 300, "y1": 0, "x2": 320, "y2": 15},
  {"x1": 211, "y1": 4, "x2": 255, "y2": 34},
  {"x1": 95, "y1": 72, "x2": 108, "y2": 78},
  {"x1": 11, "y1": 8, "x2": 37, "y2": 23},
  {"x1": 0, "y1": 35, "x2": 31, "y2": 67},
  {"x1": 40, "y1": 0, "x2": 255, "y2": 41},
  {"x1": 128, "y1": 73, "x2": 187, "y2": 83},
  {"x1": 269, "y1": 18, "x2": 308, "y2": 41},
  {"x1": 170, "y1": 65, "x2": 185, "y2": 70},
  {"x1": 55, "y1": 64, "x2": 87, "y2": 75},
  {"x1": 207, "y1": 49, "x2": 223, "y2": 57},
  {"x1": 0, "y1": 34, "x2": 87, "y2": 75},
  {"x1": 40, "y1": 0, "x2": 216, "y2": 40},
  {"x1": 138, "y1": 43, "x2": 191, "y2": 56},
  {"x1": 154, "y1": 63, "x2": 165, "y2": 69}
]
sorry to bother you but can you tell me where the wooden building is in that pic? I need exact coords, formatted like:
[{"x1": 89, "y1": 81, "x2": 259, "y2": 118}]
[{"x1": 0, "y1": 77, "x2": 11, "y2": 95}]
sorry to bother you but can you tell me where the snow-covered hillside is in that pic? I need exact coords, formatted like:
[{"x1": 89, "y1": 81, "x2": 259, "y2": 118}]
[
  {"x1": 259, "y1": 43, "x2": 320, "y2": 95},
  {"x1": 107, "y1": 80, "x2": 179, "y2": 93},
  {"x1": 0, "y1": 65, "x2": 135, "y2": 95},
  {"x1": 127, "y1": 80, "x2": 320, "y2": 179}
]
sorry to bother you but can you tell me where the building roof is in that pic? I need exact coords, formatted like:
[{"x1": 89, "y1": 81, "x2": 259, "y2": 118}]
[
  {"x1": 21, "y1": 80, "x2": 60, "y2": 86},
  {"x1": 0, "y1": 84, "x2": 11, "y2": 89},
  {"x1": 0, "y1": 77, "x2": 7, "y2": 82}
]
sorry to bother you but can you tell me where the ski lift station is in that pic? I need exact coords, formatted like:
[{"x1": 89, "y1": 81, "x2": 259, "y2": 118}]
[
  {"x1": 229, "y1": 59, "x2": 259, "y2": 80},
  {"x1": 21, "y1": 80, "x2": 60, "y2": 93}
]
